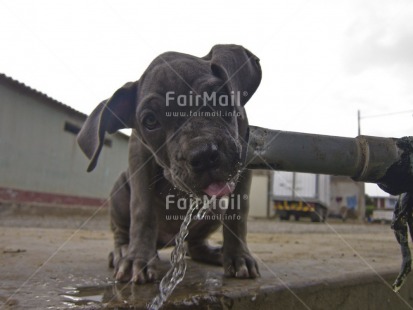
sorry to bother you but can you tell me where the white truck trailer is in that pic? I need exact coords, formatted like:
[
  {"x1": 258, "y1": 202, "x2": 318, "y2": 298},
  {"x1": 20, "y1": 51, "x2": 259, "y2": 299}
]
[{"x1": 272, "y1": 172, "x2": 330, "y2": 222}]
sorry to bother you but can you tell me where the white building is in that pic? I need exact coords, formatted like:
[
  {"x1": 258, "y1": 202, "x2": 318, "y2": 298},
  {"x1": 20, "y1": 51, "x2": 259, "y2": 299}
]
[{"x1": 0, "y1": 74, "x2": 129, "y2": 207}]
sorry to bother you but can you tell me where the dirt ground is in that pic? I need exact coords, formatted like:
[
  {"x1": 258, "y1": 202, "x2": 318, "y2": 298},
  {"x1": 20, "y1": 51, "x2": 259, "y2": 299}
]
[{"x1": 0, "y1": 203, "x2": 412, "y2": 309}]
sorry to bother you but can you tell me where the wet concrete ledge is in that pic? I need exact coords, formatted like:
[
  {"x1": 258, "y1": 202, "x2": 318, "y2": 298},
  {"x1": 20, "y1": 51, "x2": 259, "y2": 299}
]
[
  {"x1": 82, "y1": 262, "x2": 413, "y2": 310},
  {"x1": 1, "y1": 204, "x2": 413, "y2": 309},
  {"x1": 166, "y1": 271, "x2": 413, "y2": 310}
]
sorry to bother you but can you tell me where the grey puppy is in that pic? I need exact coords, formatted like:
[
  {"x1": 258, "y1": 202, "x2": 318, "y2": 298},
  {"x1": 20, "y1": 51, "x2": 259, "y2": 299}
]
[{"x1": 77, "y1": 44, "x2": 262, "y2": 283}]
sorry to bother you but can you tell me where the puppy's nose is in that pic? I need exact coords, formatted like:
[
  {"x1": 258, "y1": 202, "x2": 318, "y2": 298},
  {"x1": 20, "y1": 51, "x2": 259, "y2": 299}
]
[{"x1": 189, "y1": 143, "x2": 220, "y2": 172}]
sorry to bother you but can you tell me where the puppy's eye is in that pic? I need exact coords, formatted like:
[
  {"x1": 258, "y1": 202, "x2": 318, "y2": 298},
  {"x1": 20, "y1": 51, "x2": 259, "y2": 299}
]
[{"x1": 142, "y1": 113, "x2": 159, "y2": 130}]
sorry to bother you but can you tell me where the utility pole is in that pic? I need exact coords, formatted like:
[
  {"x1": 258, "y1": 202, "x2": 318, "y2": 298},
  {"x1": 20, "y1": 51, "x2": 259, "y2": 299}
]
[{"x1": 357, "y1": 110, "x2": 366, "y2": 222}]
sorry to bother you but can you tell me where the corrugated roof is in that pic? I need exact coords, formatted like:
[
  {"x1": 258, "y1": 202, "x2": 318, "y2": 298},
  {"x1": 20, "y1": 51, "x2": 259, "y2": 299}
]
[
  {"x1": 0, "y1": 73, "x2": 87, "y2": 119},
  {"x1": 0, "y1": 73, "x2": 129, "y2": 139}
]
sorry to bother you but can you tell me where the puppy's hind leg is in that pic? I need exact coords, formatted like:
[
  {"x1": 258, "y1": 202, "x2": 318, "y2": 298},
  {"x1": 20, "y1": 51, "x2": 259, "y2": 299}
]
[
  {"x1": 186, "y1": 219, "x2": 223, "y2": 266},
  {"x1": 187, "y1": 240, "x2": 223, "y2": 266},
  {"x1": 108, "y1": 171, "x2": 131, "y2": 269}
]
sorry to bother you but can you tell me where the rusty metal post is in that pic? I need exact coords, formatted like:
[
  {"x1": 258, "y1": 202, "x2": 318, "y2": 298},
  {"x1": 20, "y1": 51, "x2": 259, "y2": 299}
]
[{"x1": 246, "y1": 126, "x2": 413, "y2": 196}]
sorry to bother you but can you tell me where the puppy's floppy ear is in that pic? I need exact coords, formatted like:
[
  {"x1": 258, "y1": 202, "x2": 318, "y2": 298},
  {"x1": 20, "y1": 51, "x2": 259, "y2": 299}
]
[
  {"x1": 205, "y1": 44, "x2": 262, "y2": 106},
  {"x1": 77, "y1": 81, "x2": 138, "y2": 172}
]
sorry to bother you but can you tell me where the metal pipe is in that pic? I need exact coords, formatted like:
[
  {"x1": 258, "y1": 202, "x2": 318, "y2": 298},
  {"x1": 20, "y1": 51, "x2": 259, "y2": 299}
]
[{"x1": 246, "y1": 126, "x2": 413, "y2": 195}]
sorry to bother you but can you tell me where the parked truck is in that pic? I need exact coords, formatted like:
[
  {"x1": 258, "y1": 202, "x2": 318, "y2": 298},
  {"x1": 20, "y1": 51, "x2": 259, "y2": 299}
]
[{"x1": 272, "y1": 172, "x2": 330, "y2": 222}]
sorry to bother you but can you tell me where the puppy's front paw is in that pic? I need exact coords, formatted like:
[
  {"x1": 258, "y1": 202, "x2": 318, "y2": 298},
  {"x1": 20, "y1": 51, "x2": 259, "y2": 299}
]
[
  {"x1": 109, "y1": 245, "x2": 129, "y2": 269},
  {"x1": 223, "y1": 251, "x2": 260, "y2": 279},
  {"x1": 114, "y1": 255, "x2": 158, "y2": 284}
]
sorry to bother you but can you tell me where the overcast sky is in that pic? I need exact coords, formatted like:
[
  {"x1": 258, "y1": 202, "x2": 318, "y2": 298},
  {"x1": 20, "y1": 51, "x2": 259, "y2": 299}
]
[{"x1": 1, "y1": 0, "x2": 413, "y2": 196}]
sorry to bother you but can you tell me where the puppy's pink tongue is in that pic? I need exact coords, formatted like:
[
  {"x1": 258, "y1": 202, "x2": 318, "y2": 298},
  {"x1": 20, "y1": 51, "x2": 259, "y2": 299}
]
[{"x1": 203, "y1": 182, "x2": 235, "y2": 197}]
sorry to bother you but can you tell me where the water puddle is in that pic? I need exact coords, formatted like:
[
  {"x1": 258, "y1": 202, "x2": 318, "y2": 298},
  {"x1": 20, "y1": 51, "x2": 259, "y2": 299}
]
[
  {"x1": 60, "y1": 285, "x2": 109, "y2": 308},
  {"x1": 60, "y1": 283, "x2": 158, "y2": 308}
]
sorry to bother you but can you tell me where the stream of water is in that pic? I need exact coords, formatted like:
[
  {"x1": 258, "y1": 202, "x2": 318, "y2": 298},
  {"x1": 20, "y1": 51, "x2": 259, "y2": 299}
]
[{"x1": 148, "y1": 199, "x2": 211, "y2": 310}]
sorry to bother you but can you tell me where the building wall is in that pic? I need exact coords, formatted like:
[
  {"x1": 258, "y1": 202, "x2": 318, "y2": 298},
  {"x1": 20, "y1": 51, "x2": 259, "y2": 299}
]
[
  {"x1": 249, "y1": 170, "x2": 270, "y2": 218},
  {"x1": 0, "y1": 81, "x2": 129, "y2": 202},
  {"x1": 372, "y1": 196, "x2": 398, "y2": 210},
  {"x1": 330, "y1": 176, "x2": 361, "y2": 216}
]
